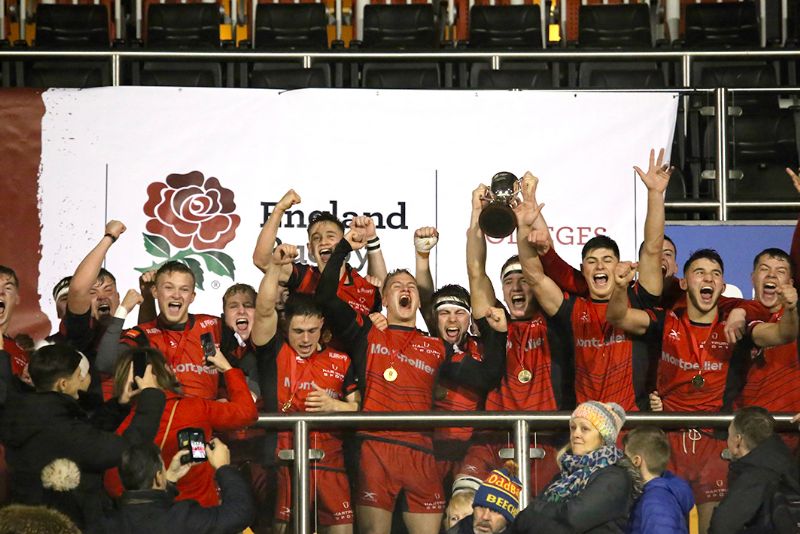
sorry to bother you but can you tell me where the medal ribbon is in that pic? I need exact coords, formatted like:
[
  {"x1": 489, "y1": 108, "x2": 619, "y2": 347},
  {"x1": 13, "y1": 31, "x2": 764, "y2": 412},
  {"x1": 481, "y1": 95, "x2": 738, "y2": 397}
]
[
  {"x1": 283, "y1": 346, "x2": 316, "y2": 412},
  {"x1": 510, "y1": 320, "x2": 532, "y2": 376},
  {"x1": 681, "y1": 311, "x2": 719, "y2": 385},
  {"x1": 387, "y1": 329, "x2": 419, "y2": 374}
]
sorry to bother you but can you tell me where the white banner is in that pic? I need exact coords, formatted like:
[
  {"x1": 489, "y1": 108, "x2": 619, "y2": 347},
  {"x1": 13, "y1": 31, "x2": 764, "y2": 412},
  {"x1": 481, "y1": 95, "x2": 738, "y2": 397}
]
[{"x1": 38, "y1": 87, "x2": 678, "y2": 329}]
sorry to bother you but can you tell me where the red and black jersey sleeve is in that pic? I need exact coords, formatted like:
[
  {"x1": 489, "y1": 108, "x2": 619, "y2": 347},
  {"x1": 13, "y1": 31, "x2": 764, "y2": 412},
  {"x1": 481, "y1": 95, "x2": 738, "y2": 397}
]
[
  {"x1": 541, "y1": 247, "x2": 588, "y2": 296},
  {"x1": 438, "y1": 317, "x2": 504, "y2": 393},
  {"x1": 60, "y1": 308, "x2": 96, "y2": 353},
  {"x1": 253, "y1": 335, "x2": 282, "y2": 413},
  {"x1": 314, "y1": 239, "x2": 372, "y2": 362},
  {"x1": 120, "y1": 325, "x2": 152, "y2": 348},
  {"x1": 718, "y1": 297, "x2": 771, "y2": 323}
]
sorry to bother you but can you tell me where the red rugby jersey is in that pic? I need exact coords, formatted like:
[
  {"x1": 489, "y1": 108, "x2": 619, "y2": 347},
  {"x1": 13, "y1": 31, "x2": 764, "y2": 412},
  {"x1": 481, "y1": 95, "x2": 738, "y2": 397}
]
[
  {"x1": 289, "y1": 262, "x2": 382, "y2": 317},
  {"x1": 317, "y1": 238, "x2": 451, "y2": 452},
  {"x1": 121, "y1": 314, "x2": 222, "y2": 400},
  {"x1": 2, "y1": 335, "x2": 29, "y2": 378},
  {"x1": 646, "y1": 308, "x2": 746, "y2": 412},
  {"x1": 255, "y1": 336, "x2": 356, "y2": 469},
  {"x1": 484, "y1": 312, "x2": 573, "y2": 412},
  {"x1": 434, "y1": 334, "x2": 485, "y2": 441},
  {"x1": 738, "y1": 309, "x2": 800, "y2": 412}
]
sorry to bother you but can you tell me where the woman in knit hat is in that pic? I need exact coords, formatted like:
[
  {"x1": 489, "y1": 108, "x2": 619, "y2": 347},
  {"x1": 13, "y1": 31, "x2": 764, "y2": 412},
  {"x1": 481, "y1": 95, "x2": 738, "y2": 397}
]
[{"x1": 511, "y1": 401, "x2": 642, "y2": 534}]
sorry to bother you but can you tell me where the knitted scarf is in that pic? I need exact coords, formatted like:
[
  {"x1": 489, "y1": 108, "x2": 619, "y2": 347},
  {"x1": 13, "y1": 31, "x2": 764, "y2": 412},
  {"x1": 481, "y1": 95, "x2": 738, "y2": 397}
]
[{"x1": 543, "y1": 445, "x2": 624, "y2": 503}]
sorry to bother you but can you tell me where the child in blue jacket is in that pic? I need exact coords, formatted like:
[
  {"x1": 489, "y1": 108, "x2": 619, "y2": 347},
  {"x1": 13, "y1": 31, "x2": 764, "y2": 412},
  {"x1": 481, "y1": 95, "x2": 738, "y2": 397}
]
[{"x1": 624, "y1": 427, "x2": 695, "y2": 534}]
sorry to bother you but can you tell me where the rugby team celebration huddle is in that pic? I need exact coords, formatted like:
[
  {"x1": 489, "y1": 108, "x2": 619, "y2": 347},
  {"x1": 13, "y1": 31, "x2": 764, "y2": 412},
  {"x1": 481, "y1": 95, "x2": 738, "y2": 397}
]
[{"x1": 3, "y1": 147, "x2": 800, "y2": 534}]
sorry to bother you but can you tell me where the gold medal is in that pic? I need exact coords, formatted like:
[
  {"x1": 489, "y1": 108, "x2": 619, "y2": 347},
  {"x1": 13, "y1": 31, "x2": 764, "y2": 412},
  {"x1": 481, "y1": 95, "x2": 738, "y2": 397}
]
[
  {"x1": 691, "y1": 374, "x2": 705, "y2": 390},
  {"x1": 518, "y1": 369, "x2": 532, "y2": 383},
  {"x1": 281, "y1": 400, "x2": 293, "y2": 412},
  {"x1": 383, "y1": 367, "x2": 398, "y2": 382}
]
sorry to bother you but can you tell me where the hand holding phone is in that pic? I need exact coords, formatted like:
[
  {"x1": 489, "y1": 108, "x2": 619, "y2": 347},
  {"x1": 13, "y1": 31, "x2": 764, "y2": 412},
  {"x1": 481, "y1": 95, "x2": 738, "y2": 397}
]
[
  {"x1": 177, "y1": 428, "x2": 208, "y2": 465},
  {"x1": 200, "y1": 333, "x2": 215, "y2": 365}
]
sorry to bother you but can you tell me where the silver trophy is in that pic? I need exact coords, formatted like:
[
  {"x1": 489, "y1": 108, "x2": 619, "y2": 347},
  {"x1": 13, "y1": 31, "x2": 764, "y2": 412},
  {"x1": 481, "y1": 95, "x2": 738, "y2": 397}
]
[{"x1": 478, "y1": 171, "x2": 519, "y2": 239}]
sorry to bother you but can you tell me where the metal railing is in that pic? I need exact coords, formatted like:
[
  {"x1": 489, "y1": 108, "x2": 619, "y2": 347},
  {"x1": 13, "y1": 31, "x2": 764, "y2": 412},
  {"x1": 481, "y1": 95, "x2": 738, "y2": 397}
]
[
  {"x1": 3, "y1": 48, "x2": 800, "y2": 220},
  {"x1": 256, "y1": 411, "x2": 800, "y2": 534}
]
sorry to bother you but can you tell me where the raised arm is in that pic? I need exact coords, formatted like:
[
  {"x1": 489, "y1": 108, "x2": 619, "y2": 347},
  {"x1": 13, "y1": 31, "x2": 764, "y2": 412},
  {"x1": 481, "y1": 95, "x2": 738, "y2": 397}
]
[
  {"x1": 68, "y1": 220, "x2": 126, "y2": 315},
  {"x1": 606, "y1": 261, "x2": 652, "y2": 336},
  {"x1": 521, "y1": 230, "x2": 566, "y2": 318},
  {"x1": 252, "y1": 189, "x2": 300, "y2": 273},
  {"x1": 634, "y1": 148, "x2": 672, "y2": 297},
  {"x1": 786, "y1": 168, "x2": 800, "y2": 288},
  {"x1": 352, "y1": 216, "x2": 388, "y2": 283},
  {"x1": 95, "y1": 289, "x2": 143, "y2": 374},
  {"x1": 252, "y1": 244, "x2": 297, "y2": 347},
  {"x1": 315, "y1": 232, "x2": 372, "y2": 351},
  {"x1": 751, "y1": 284, "x2": 799, "y2": 347},
  {"x1": 413, "y1": 226, "x2": 439, "y2": 332},
  {"x1": 467, "y1": 184, "x2": 497, "y2": 320}
]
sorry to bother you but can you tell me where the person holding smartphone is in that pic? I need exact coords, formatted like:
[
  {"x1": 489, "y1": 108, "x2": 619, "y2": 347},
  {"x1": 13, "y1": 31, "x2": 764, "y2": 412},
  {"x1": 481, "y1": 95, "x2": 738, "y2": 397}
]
[
  {"x1": 102, "y1": 346, "x2": 257, "y2": 507},
  {"x1": 90, "y1": 438, "x2": 254, "y2": 533}
]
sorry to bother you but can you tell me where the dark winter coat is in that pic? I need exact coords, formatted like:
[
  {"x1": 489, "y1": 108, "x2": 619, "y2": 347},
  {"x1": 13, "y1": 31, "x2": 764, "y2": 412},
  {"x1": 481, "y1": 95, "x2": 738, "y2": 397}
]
[
  {"x1": 512, "y1": 464, "x2": 637, "y2": 534},
  {"x1": 1, "y1": 388, "x2": 165, "y2": 526},
  {"x1": 627, "y1": 470, "x2": 694, "y2": 534},
  {"x1": 88, "y1": 465, "x2": 254, "y2": 534},
  {"x1": 709, "y1": 434, "x2": 800, "y2": 534}
]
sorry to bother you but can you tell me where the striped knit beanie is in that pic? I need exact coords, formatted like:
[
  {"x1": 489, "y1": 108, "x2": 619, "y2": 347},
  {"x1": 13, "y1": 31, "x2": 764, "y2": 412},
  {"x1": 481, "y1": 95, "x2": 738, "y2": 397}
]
[
  {"x1": 471, "y1": 461, "x2": 522, "y2": 523},
  {"x1": 571, "y1": 401, "x2": 626, "y2": 446}
]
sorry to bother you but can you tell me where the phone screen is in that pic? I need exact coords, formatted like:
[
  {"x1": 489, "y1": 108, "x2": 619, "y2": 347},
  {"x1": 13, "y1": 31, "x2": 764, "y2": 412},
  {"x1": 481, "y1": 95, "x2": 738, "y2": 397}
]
[
  {"x1": 200, "y1": 333, "x2": 215, "y2": 362},
  {"x1": 190, "y1": 436, "x2": 207, "y2": 461},
  {"x1": 177, "y1": 428, "x2": 207, "y2": 464}
]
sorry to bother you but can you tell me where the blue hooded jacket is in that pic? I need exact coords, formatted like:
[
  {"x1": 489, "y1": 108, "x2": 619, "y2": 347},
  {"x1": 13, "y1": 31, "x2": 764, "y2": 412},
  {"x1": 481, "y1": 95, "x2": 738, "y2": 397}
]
[{"x1": 628, "y1": 471, "x2": 695, "y2": 534}]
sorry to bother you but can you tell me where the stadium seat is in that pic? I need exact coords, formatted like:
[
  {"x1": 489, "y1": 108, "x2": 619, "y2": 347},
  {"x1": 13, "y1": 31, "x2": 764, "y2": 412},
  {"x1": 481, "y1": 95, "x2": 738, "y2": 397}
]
[
  {"x1": 468, "y1": 5, "x2": 543, "y2": 49},
  {"x1": 470, "y1": 62, "x2": 553, "y2": 89},
  {"x1": 252, "y1": 3, "x2": 328, "y2": 50},
  {"x1": 361, "y1": 62, "x2": 440, "y2": 88},
  {"x1": 139, "y1": 3, "x2": 227, "y2": 87},
  {"x1": 578, "y1": 62, "x2": 668, "y2": 88},
  {"x1": 361, "y1": 4, "x2": 438, "y2": 49},
  {"x1": 250, "y1": 63, "x2": 331, "y2": 88},
  {"x1": 16, "y1": 4, "x2": 112, "y2": 87},
  {"x1": 577, "y1": 4, "x2": 652, "y2": 49},
  {"x1": 683, "y1": 2, "x2": 759, "y2": 49}
]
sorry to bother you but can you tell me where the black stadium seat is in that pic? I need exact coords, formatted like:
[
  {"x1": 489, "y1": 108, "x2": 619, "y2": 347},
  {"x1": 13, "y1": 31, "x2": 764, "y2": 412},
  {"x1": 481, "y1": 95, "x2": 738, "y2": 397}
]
[
  {"x1": 578, "y1": 4, "x2": 652, "y2": 49},
  {"x1": 468, "y1": 5, "x2": 542, "y2": 49},
  {"x1": 683, "y1": 2, "x2": 759, "y2": 49},
  {"x1": 147, "y1": 3, "x2": 220, "y2": 49},
  {"x1": 250, "y1": 63, "x2": 331, "y2": 88},
  {"x1": 253, "y1": 3, "x2": 328, "y2": 50},
  {"x1": 361, "y1": 62, "x2": 440, "y2": 88},
  {"x1": 362, "y1": 4, "x2": 438, "y2": 49},
  {"x1": 35, "y1": 4, "x2": 110, "y2": 48},
  {"x1": 578, "y1": 62, "x2": 667, "y2": 88},
  {"x1": 470, "y1": 62, "x2": 552, "y2": 88}
]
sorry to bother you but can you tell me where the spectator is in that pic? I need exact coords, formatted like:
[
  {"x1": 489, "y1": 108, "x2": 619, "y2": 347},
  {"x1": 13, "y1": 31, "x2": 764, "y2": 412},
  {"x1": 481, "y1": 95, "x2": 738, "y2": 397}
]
[
  {"x1": 103, "y1": 346, "x2": 257, "y2": 507},
  {"x1": 447, "y1": 463, "x2": 521, "y2": 534},
  {"x1": 443, "y1": 476, "x2": 481, "y2": 531},
  {"x1": 623, "y1": 427, "x2": 694, "y2": 534},
  {"x1": 0, "y1": 503, "x2": 81, "y2": 534},
  {"x1": 709, "y1": 407, "x2": 800, "y2": 533},
  {"x1": 1, "y1": 344, "x2": 165, "y2": 527},
  {"x1": 512, "y1": 401, "x2": 641, "y2": 534},
  {"x1": 90, "y1": 439, "x2": 254, "y2": 534}
]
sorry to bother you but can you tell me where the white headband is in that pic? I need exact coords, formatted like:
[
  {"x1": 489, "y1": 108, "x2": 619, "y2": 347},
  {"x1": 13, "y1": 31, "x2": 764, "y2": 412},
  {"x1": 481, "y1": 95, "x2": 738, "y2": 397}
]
[
  {"x1": 501, "y1": 262, "x2": 523, "y2": 280},
  {"x1": 433, "y1": 296, "x2": 470, "y2": 312}
]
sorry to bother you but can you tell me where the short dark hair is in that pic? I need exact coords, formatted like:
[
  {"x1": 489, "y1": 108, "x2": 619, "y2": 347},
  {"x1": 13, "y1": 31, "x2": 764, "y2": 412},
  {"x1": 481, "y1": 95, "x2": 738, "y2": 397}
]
[
  {"x1": 683, "y1": 248, "x2": 724, "y2": 276},
  {"x1": 28, "y1": 344, "x2": 83, "y2": 392},
  {"x1": 0, "y1": 265, "x2": 19, "y2": 287},
  {"x1": 119, "y1": 442, "x2": 163, "y2": 491},
  {"x1": 156, "y1": 261, "x2": 196, "y2": 286},
  {"x1": 382, "y1": 269, "x2": 415, "y2": 295},
  {"x1": 431, "y1": 284, "x2": 471, "y2": 310},
  {"x1": 623, "y1": 427, "x2": 671, "y2": 474},
  {"x1": 223, "y1": 283, "x2": 257, "y2": 308},
  {"x1": 97, "y1": 268, "x2": 116, "y2": 284},
  {"x1": 752, "y1": 248, "x2": 794, "y2": 278},
  {"x1": 308, "y1": 211, "x2": 345, "y2": 236},
  {"x1": 581, "y1": 235, "x2": 620, "y2": 261},
  {"x1": 284, "y1": 293, "x2": 324, "y2": 323},
  {"x1": 732, "y1": 406, "x2": 774, "y2": 451}
]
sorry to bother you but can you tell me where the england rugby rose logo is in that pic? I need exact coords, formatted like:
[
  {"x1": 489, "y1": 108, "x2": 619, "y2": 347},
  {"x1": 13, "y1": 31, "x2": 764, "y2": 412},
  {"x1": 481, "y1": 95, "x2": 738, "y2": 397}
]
[{"x1": 135, "y1": 171, "x2": 239, "y2": 289}]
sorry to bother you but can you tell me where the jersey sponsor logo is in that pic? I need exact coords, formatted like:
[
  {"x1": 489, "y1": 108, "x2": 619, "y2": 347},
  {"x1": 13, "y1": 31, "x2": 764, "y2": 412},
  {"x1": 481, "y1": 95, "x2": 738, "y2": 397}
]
[
  {"x1": 172, "y1": 362, "x2": 218, "y2": 375},
  {"x1": 282, "y1": 377, "x2": 341, "y2": 398},
  {"x1": 369, "y1": 343, "x2": 436, "y2": 374},
  {"x1": 199, "y1": 319, "x2": 217, "y2": 329},
  {"x1": 525, "y1": 338, "x2": 543, "y2": 351},
  {"x1": 660, "y1": 351, "x2": 724, "y2": 371},
  {"x1": 668, "y1": 329, "x2": 680, "y2": 341},
  {"x1": 580, "y1": 312, "x2": 591, "y2": 323},
  {"x1": 144, "y1": 327, "x2": 161, "y2": 335},
  {"x1": 358, "y1": 287, "x2": 373, "y2": 294},
  {"x1": 575, "y1": 334, "x2": 627, "y2": 348},
  {"x1": 361, "y1": 491, "x2": 378, "y2": 502}
]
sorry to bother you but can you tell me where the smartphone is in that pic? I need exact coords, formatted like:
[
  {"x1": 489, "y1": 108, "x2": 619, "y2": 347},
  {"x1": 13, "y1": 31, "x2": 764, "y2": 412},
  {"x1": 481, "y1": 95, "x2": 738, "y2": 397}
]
[
  {"x1": 130, "y1": 352, "x2": 147, "y2": 390},
  {"x1": 177, "y1": 428, "x2": 207, "y2": 464},
  {"x1": 200, "y1": 333, "x2": 215, "y2": 365}
]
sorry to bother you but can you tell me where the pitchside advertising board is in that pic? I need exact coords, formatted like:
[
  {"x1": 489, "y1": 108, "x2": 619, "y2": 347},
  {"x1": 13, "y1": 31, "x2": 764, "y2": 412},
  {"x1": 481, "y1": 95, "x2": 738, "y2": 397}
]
[{"x1": 38, "y1": 87, "x2": 679, "y2": 329}]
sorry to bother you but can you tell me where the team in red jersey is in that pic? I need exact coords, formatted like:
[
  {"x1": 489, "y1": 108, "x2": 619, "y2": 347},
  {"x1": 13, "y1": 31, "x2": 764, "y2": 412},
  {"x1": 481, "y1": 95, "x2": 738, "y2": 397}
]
[
  {"x1": 607, "y1": 248, "x2": 799, "y2": 532},
  {"x1": 252, "y1": 243, "x2": 360, "y2": 533},
  {"x1": 0, "y1": 267, "x2": 33, "y2": 406}
]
